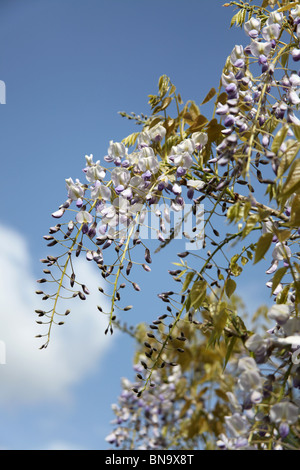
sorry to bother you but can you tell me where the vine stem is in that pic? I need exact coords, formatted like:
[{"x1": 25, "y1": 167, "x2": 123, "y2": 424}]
[
  {"x1": 108, "y1": 213, "x2": 140, "y2": 328},
  {"x1": 45, "y1": 200, "x2": 97, "y2": 347}
]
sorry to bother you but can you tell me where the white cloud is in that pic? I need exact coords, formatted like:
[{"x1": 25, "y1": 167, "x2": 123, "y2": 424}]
[{"x1": 0, "y1": 224, "x2": 115, "y2": 407}]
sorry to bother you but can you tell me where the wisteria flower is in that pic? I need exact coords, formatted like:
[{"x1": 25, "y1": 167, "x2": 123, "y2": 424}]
[
  {"x1": 244, "y1": 17, "x2": 261, "y2": 38},
  {"x1": 250, "y1": 40, "x2": 272, "y2": 58},
  {"x1": 291, "y1": 5, "x2": 300, "y2": 25},
  {"x1": 262, "y1": 24, "x2": 281, "y2": 42},
  {"x1": 225, "y1": 413, "x2": 250, "y2": 438},
  {"x1": 238, "y1": 368, "x2": 264, "y2": 404},
  {"x1": 111, "y1": 167, "x2": 131, "y2": 188},
  {"x1": 137, "y1": 147, "x2": 160, "y2": 174},
  {"x1": 268, "y1": 304, "x2": 291, "y2": 326},
  {"x1": 90, "y1": 180, "x2": 112, "y2": 200},
  {"x1": 76, "y1": 210, "x2": 93, "y2": 225},
  {"x1": 186, "y1": 179, "x2": 205, "y2": 191},
  {"x1": 65, "y1": 177, "x2": 85, "y2": 202},
  {"x1": 230, "y1": 45, "x2": 245, "y2": 68},
  {"x1": 105, "y1": 140, "x2": 128, "y2": 163},
  {"x1": 267, "y1": 10, "x2": 284, "y2": 26},
  {"x1": 191, "y1": 131, "x2": 208, "y2": 150},
  {"x1": 292, "y1": 48, "x2": 300, "y2": 62},
  {"x1": 169, "y1": 138, "x2": 196, "y2": 169},
  {"x1": 148, "y1": 123, "x2": 166, "y2": 142},
  {"x1": 272, "y1": 242, "x2": 292, "y2": 261},
  {"x1": 83, "y1": 154, "x2": 106, "y2": 181},
  {"x1": 270, "y1": 401, "x2": 298, "y2": 438},
  {"x1": 137, "y1": 131, "x2": 151, "y2": 149}
]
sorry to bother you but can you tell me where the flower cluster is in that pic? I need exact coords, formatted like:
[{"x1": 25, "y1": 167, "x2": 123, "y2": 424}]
[
  {"x1": 37, "y1": 1, "x2": 300, "y2": 451},
  {"x1": 105, "y1": 362, "x2": 183, "y2": 450}
]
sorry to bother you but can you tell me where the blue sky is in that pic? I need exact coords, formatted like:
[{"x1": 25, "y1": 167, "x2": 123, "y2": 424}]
[{"x1": 0, "y1": 0, "x2": 273, "y2": 450}]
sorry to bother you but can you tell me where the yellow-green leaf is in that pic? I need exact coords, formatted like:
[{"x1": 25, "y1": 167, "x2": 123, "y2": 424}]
[
  {"x1": 254, "y1": 232, "x2": 273, "y2": 264},
  {"x1": 225, "y1": 278, "x2": 237, "y2": 298},
  {"x1": 277, "y1": 2, "x2": 298, "y2": 12},
  {"x1": 280, "y1": 158, "x2": 300, "y2": 200},
  {"x1": 182, "y1": 271, "x2": 195, "y2": 293},
  {"x1": 188, "y1": 280, "x2": 207, "y2": 310},
  {"x1": 272, "y1": 266, "x2": 287, "y2": 294},
  {"x1": 290, "y1": 194, "x2": 300, "y2": 227},
  {"x1": 201, "y1": 87, "x2": 216, "y2": 105},
  {"x1": 208, "y1": 308, "x2": 228, "y2": 346},
  {"x1": 271, "y1": 124, "x2": 289, "y2": 154}
]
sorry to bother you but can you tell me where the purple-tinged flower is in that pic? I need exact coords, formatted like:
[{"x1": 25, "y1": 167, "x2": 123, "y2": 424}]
[
  {"x1": 142, "y1": 170, "x2": 152, "y2": 181},
  {"x1": 272, "y1": 242, "x2": 292, "y2": 261},
  {"x1": 288, "y1": 89, "x2": 300, "y2": 105},
  {"x1": 191, "y1": 131, "x2": 208, "y2": 150},
  {"x1": 244, "y1": 17, "x2": 261, "y2": 38},
  {"x1": 268, "y1": 304, "x2": 291, "y2": 326},
  {"x1": 65, "y1": 177, "x2": 85, "y2": 203},
  {"x1": 91, "y1": 180, "x2": 112, "y2": 200},
  {"x1": 52, "y1": 208, "x2": 65, "y2": 219},
  {"x1": 111, "y1": 167, "x2": 131, "y2": 188},
  {"x1": 169, "y1": 151, "x2": 193, "y2": 170},
  {"x1": 270, "y1": 401, "x2": 298, "y2": 428},
  {"x1": 115, "y1": 185, "x2": 124, "y2": 195},
  {"x1": 291, "y1": 5, "x2": 300, "y2": 25},
  {"x1": 289, "y1": 72, "x2": 300, "y2": 88},
  {"x1": 176, "y1": 166, "x2": 186, "y2": 177},
  {"x1": 273, "y1": 101, "x2": 288, "y2": 119},
  {"x1": 171, "y1": 183, "x2": 182, "y2": 195},
  {"x1": 149, "y1": 123, "x2": 166, "y2": 143},
  {"x1": 224, "y1": 114, "x2": 235, "y2": 127},
  {"x1": 225, "y1": 413, "x2": 250, "y2": 438},
  {"x1": 230, "y1": 45, "x2": 245, "y2": 68},
  {"x1": 137, "y1": 131, "x2": 151, "y2": 149},
  {"x1": 84, "y1": 155, "x2": 106, "y2": 181},
  {"x1": 287, "y1": 109, "x2": 300, "y2": 125},
  {"x1": 266, "y1": 259, "x2": 279, "y2": 275},
  {"x1": 292, "y1": 48, "x2": 300, "y2": 62},
  {"x1": 216, "y1": 103, "x2": 229, "y2": 116},
  {"x1": 76, "y1": 211, "x2": 93, "y2": 225},
  {"x1": 267, "y1": 11, "x2": 284, "y2": 27},
  {"x1": 137, "y1": 147, "x2": 160, "y2": 174},
  {"x1": 226, "y1": 83, "x2": 238, "y2": 98},
  {"x1": 262, "y1": 24, "x2": 280, "y2": 42},
  {"x1": 279, "y1": 422, "x2": 290, "y2": 438},
  {"x1": 250, "y1": 40, "x2": 272, "y2": 58},
  {"x1": 106, "y1": 140, "x2": 127, "y2": 163}
]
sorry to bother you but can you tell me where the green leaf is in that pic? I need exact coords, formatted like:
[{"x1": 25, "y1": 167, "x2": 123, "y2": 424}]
[
  {"x1": 208, "y1": 308, "x2": 228, "y2": 346},
  {"x1": 224, "y1": 336, "x2": 237, "y2": 370},
  {"x1": 122, "y1": 132, "x2": 140, "y2": 148},
  {"x1": 201, "y1": 88, "x2": 216, "y2": 105},
  {"x1": 290, "y1": 194, "x2": 300, "y2": 227},
  {"x1": 242, "y1": 214, "x2": 259, "y2": 238},
  {"x1": 280, "y1": 158, "x2": 300, "y2": 200},
  {"x1": 153, "y1": 96, "x2": 172, "y2": 114},
  {"x1": 229, "y1": 254, "x2": 243, "y2": 277},
  {"x1": 253, "y1": 232, "x2": 274, "y2": 265},
  {"x1": 225, "y1": 278, "x2": 237, "y2": 298},
  {"x1": 271, "y1": 124, "x2": 289, "y2": 154},
  {"x1": 227, "y1": 202, "x2": 243, "y2": 223},
  {"x1": 272, "y1": 266, "x2": 287, "y2": 294},
  {"x1": 292, "y1": 124, "x2": 300, "y2": 141},
  {"x1": 182, "y1": 271, "x2": 195, "y2": 293},
  {"x1": 277, "y1": 2, "x2": 298, "y2": 12},
  {"x1": 188, "y1": 280, "x2": 207, "y2": 310},
  {"x1": 277, "y1": 140, "x2": 300, "y2": 178}
]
